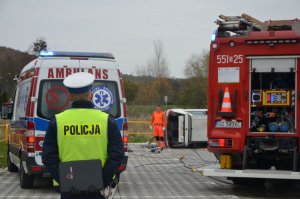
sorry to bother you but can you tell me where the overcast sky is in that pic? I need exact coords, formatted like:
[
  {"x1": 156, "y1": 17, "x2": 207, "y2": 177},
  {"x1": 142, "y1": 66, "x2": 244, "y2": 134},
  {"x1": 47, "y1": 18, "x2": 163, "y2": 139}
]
[{"x1": 0, "y1": 0, "x2": 299, "y2": 77}]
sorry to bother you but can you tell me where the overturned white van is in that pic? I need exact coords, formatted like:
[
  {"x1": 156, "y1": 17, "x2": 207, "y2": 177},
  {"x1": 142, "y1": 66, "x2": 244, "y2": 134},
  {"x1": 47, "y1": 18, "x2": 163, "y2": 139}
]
[{"x1": 165, "y1": 109, "x2": 207, "y2": 148}]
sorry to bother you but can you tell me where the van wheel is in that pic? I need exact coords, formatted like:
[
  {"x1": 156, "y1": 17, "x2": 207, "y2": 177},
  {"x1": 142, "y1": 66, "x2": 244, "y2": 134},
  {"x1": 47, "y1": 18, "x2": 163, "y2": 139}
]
[
  {"x1": 19, "y1": 163, "x2": 34, "y2": 189},
  {"x1": 7, "y1": 150, "x2": 18, "y2": 172}
]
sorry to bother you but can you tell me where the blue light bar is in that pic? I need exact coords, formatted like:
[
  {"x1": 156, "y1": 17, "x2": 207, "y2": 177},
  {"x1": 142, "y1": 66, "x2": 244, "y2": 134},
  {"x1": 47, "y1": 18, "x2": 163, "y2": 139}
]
[
  {"x1": 39, "y1": 51, "x2": 115, "y2": 59},
  {"x1": 40, "y1": 51, "x2": 54, "y2": 56},
  {"x1": 211, "y1": 30, "x2": 217, "y2": 42}
]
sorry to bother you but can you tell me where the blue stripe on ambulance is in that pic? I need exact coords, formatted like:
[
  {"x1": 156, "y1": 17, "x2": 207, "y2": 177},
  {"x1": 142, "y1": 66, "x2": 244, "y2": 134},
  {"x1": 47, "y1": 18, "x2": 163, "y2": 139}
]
[
  {"x1": 114, "y1": 117, "x2": 127, "y2": 131},
  {"x1": 32, "y1": 117, "x2": 50, "y2": 131}
]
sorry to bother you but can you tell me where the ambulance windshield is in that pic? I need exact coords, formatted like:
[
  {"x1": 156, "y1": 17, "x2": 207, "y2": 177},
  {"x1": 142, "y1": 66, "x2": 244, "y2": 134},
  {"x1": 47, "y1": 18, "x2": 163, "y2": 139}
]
[{"x1": 37, "y1": 80, "x2": 121, "y2": 119}]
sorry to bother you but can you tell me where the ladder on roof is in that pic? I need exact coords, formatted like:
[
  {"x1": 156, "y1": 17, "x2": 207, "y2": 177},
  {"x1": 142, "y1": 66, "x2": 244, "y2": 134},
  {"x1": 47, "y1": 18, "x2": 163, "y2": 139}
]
[
  {"x1": 216, "y1": 13, "x2": 264, "y2": 34},
  {"x1": 216, "y1": 14, "x2": 300, "y2": 34}
]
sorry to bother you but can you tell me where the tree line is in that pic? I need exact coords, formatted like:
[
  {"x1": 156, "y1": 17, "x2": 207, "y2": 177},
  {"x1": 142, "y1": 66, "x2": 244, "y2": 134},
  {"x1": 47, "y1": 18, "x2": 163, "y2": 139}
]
[
  {"x1": 0, "y1": 37, "x2": 47, "y2": 105},
  {"x1": 123, "y1": 40, "x2": 208, "y2": 108}
]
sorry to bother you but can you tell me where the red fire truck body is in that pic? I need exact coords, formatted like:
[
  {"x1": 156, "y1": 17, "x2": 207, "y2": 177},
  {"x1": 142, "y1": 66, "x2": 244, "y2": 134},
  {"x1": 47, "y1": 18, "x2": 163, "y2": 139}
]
[{"x1": 206, "y1": 15, "x2": 300, "y2": 179}]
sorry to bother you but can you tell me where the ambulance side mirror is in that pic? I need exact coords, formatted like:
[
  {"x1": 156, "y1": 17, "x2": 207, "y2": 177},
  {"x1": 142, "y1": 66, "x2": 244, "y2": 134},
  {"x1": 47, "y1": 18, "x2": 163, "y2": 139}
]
[{"x1": 1, "y1": 103, "x2": 13, "y2": 120}]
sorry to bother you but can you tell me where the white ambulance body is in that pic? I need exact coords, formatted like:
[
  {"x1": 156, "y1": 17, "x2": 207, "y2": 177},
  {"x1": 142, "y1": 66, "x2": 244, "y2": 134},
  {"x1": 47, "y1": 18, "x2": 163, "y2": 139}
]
[{"x1": 5, "y1": 51, "x2": 128, "y2": 188}]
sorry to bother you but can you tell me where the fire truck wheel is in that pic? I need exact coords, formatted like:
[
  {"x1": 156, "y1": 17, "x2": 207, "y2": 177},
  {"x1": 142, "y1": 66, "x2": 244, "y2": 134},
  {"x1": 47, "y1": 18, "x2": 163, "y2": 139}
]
[
  {"x1": 19, "y1": 163, "x2": 34, "y2": 189},
  {"x1": 7, "y1": 150, "x2": 18, "y2": 172}
]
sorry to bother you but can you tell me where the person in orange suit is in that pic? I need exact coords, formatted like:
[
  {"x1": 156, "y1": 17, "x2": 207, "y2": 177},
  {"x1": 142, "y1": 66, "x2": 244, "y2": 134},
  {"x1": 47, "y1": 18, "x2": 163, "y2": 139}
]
[{"x1": 150, "y1": 105, "x2": 167, "y2": 147}]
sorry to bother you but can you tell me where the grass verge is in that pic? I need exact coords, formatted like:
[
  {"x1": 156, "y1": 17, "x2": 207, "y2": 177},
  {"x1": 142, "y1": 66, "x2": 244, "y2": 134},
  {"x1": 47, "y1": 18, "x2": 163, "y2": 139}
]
[
  {"x1": 0, "y1": 141, "x2": 7, "y2": 169},
  {"x1": 127, "y1": 105, "x2": 184, "y2": 120},
  {"x1": 129, "y1": 134, "x2": 153, "y2": 143}
]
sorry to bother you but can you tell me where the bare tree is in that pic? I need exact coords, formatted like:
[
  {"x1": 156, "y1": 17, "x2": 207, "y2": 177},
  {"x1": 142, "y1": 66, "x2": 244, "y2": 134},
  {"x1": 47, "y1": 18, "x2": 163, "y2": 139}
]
[
  {"x1": 134, "y1": 40, "x2": 171, "y2": 104},
  {"x1": 148, "y1": 40, "x2": 169, "y2": 78},
  {"x1": 135, "y1": 40, "x2": 169, "y2": 78}
]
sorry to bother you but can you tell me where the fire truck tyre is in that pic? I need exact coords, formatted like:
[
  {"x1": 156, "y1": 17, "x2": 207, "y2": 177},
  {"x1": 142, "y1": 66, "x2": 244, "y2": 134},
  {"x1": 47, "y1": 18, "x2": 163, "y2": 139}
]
[
  {"x1": 19, "y1": 163, "x2": 34, "y2": 189},
  {"x1": 7, "y1": 150, "x2": 18, "y2": 172}
]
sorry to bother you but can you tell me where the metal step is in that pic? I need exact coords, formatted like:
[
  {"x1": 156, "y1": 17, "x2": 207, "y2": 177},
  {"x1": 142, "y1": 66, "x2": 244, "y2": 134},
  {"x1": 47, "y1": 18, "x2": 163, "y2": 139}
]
[{"x1": 198, "y1": 165, "x2": 300, "y2": 180}]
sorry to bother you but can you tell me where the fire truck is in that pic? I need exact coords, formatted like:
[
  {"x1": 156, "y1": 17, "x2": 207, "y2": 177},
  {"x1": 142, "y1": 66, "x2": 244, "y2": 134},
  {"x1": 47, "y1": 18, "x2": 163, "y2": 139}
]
[{"x1": 204, "y1": 14, "x2": 300, "y2": 183}]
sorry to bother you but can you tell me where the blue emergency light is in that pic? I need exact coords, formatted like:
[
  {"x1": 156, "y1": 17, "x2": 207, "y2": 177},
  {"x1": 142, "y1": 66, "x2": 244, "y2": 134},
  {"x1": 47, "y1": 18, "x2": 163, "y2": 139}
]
[
  {"x1": 39, "y1": 51, "x2": 115, "y2": 59},
  {"x1": 40, "y1": 51, "x2": 54, "y2": 56},
  {"x1": 211, "y1": 30, "x2": 217, "y2": 42}
]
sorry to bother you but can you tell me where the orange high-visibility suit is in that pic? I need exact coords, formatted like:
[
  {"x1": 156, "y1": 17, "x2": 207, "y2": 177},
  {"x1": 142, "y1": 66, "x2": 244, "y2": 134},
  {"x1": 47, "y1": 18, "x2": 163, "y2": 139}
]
[{"x1": 150, "y1": 111, "x2": 167, "y2": 137}]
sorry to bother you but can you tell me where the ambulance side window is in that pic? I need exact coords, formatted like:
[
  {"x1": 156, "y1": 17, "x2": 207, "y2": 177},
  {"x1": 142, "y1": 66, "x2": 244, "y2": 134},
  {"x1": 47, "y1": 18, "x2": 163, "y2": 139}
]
[{"x1": 13, "y1": 79, "x2": 31, "y2": 120}]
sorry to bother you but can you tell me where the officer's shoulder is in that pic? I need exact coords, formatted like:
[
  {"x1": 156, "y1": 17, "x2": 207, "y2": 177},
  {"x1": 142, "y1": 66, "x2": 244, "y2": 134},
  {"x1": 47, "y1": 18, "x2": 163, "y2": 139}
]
[
  {"x1": 108, "y1": 115, "x2": 116, "y2": 124},
  {"x1": 49, "y1": 116, "x2": 57, "y2": 125},
  {"x1": 93, "y1": 109, "x2": 115, "y2": 123}
]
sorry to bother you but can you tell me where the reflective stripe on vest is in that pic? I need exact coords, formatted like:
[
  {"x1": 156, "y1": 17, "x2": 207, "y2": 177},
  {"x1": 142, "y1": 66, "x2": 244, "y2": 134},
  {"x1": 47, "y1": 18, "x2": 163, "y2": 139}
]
[{"x1": 56, "y1": 108, "x2": 108, "y2": 167}]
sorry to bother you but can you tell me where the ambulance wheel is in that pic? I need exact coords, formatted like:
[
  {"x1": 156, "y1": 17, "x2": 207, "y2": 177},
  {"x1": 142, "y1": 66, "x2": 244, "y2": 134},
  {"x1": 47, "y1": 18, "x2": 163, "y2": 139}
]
[
  {"x1": 19, "y1": 163, "x2": 34, "y2": 189},
  {"x1": 7, "y1": 149, "x2": 18, "y2": 172}
]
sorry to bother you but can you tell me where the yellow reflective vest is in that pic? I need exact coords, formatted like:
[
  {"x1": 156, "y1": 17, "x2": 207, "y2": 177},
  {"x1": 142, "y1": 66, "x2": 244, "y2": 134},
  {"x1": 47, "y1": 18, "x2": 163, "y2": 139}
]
[{"x1": 56, "y1": 108, "x2": 108, "y2": 166}]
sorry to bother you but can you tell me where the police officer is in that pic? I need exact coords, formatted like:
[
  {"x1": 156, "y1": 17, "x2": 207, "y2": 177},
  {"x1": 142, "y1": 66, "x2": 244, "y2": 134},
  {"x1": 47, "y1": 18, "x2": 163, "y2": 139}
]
[{"x1": 42, "y1": 72, "x2": 124, "y2": 199}]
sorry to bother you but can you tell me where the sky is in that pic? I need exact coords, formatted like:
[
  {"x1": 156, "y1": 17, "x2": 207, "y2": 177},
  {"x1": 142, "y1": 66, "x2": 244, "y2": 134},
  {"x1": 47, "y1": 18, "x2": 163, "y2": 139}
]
[{"x1": 0, "y1": 0, "x2": 299, "y2": 78}]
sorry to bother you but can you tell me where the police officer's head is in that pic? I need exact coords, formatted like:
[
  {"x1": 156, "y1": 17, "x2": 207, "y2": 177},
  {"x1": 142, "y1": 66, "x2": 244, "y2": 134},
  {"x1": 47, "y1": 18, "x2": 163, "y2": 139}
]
[{"x1": 63, "y1": 72, "x2": 95, "y2": 102}]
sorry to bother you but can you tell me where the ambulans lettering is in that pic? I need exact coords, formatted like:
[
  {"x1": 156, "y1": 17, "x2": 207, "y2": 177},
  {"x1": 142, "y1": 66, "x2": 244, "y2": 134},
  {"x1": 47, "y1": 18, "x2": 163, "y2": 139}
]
[
  {"x1": 48, "y1": 68, "x2": 108, "y2": 79},
  {"x1": 63, "y1": 124, "x2": 101, "y2": 136}
]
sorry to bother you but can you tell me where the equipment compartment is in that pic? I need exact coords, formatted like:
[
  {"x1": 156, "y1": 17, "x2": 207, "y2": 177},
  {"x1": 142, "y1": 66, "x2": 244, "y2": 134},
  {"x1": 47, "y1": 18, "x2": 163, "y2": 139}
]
[{"x1": 250, "y1": 72, "x2": 296, "y2": 133}]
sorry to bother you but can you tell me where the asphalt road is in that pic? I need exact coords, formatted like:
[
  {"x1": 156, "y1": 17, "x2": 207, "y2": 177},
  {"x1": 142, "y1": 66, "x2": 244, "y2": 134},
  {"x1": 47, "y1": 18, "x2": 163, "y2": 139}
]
[{"x1": 1, "y1": 143, "x2": 300, "y2": 199}]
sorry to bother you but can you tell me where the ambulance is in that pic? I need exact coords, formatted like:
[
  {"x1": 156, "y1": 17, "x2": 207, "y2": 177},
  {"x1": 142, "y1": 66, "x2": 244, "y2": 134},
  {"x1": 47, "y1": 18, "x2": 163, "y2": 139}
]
[{"x1": 1, "y1": 51, "x2": 128, "y2": 188}]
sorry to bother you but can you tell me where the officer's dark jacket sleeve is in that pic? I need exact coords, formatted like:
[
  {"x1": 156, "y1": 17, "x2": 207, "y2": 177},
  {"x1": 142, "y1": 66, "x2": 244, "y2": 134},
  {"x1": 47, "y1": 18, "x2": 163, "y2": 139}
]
[
  {"x1": 42, "y1": 117, "x2": 60, "y2": 183},
  {"x1": 103, "y1": 116, "x2": 124, "y2": 186}
]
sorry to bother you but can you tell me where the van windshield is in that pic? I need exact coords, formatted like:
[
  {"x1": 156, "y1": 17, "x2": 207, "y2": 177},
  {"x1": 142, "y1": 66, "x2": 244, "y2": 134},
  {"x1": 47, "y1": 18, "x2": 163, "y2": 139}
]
[{"x1": 37, "y1": 80, "x2": 121, "y2": 119}]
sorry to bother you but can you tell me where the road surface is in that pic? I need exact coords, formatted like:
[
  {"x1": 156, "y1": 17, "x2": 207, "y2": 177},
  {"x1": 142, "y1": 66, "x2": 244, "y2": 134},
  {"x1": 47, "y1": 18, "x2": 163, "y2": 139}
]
[{"x1": 0, "y1": 143, "x2": 300, "y2": 198}]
